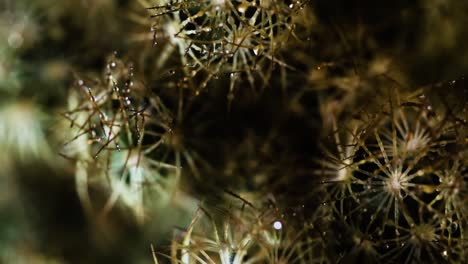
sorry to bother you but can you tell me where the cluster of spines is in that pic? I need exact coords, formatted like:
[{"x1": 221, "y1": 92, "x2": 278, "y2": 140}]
[
  {"x1": 153, "y1": 193, "x2": 330, "y2": 264},
  {"x1": 61, "y1": 54, "x2": 182, "y2": 222},
  {"x1": 146, "y1": 0, "x2": 309, "y2": 99},
  {"x1": 314, "y1": 89, "x2": 466, "y2": 263}
]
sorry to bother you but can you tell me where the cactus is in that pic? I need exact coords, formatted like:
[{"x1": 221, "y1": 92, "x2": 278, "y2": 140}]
[{"x1": 1, "y1": 0, "x2": 467, "y2": 263}]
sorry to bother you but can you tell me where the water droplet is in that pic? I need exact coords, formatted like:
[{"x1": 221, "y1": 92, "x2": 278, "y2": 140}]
[
  {"x1": 442, "y1": 250, "x2": 448, "y2": 257},
  {"x1": 116, "y1": 143, "x2": 121, "y2": 152},
  {"x1": 448, "y1": 222, "x2": 458, "y2": 233},
  {"x1": 110, "y1": 61, "x2": 117, "y2": 68},
  {"x1": 78, "y1": 79, "x2": 84, "y2": 86},
  {"x1": 273, "y1": 221, "x2": 282, "y2": 230}
]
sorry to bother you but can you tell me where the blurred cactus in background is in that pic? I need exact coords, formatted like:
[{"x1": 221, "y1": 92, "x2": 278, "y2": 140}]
[{"x1": 0, "y1": 0, "x2": 466, "y2": 263}]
